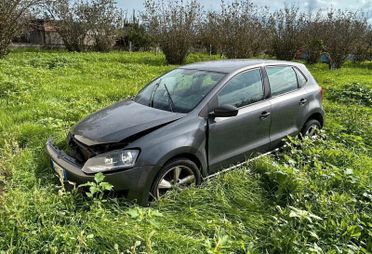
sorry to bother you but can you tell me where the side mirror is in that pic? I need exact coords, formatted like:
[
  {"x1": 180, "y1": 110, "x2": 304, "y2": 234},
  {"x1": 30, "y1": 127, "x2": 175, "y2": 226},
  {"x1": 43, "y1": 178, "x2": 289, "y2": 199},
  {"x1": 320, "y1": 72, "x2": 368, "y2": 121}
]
[{"x1": 209, "y1": 104, "x2": 239, "y2": 118}]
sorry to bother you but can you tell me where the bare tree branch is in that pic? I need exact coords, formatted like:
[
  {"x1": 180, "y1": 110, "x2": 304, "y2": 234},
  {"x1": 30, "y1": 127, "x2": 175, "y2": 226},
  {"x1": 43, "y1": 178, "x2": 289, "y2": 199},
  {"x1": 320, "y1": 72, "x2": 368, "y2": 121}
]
[
  {"x1": 0, "y1": 0, "x2": 43, "y2": 57},
  {"x1": 143, "y1": 0, "x2": 202, "y2": 64}
]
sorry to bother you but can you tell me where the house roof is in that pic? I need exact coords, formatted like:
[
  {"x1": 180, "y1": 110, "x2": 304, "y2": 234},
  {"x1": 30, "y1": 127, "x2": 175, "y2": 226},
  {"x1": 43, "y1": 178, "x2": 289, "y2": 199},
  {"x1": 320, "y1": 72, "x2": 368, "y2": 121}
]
[{"x1": 30, "y1": 19, "x2": 58, "y2": 32}]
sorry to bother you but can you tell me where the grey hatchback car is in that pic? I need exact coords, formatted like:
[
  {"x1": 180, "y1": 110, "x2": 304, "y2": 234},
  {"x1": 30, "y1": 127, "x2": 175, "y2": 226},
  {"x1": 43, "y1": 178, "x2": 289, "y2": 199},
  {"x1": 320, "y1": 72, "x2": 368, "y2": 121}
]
[{"x1": 47, "y1": 59, "x2": 324, "y2": 204}]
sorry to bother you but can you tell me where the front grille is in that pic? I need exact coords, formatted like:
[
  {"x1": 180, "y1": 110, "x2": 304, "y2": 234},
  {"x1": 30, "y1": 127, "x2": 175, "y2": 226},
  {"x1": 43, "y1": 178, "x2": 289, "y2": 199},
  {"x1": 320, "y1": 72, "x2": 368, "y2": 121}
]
[{"x1": 67, "y1": 134, "x2": 96, "y2": 163}]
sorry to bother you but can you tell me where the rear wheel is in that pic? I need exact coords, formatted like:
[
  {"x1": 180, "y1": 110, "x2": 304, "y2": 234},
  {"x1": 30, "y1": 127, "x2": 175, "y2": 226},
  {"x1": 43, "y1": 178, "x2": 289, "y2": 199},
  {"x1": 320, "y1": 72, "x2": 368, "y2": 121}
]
[
  {"x1": 301, "y1": 119, "x2": 321, "y2": 138},
  {"x1": 150, "y1": 158, "x2": 201, "y2": 200}
]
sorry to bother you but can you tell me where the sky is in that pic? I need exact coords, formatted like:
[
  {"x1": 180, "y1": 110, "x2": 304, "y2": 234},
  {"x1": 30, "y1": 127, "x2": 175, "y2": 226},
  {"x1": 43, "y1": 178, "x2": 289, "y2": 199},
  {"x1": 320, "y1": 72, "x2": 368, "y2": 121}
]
[{"x1": 116, "y1": 0, "x2": 372, "y2": 22}]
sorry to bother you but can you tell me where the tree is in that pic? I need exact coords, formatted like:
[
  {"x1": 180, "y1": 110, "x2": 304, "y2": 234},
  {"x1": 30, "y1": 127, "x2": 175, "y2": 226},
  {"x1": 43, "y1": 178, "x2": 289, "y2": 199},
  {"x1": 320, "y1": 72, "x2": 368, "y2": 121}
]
[
  {"x1": 321, "y1": 9, "x2": 368, "y2": 69},
  {"x1": 117, "y1": 24, "x2": 153, "y2": 51},
  {"x1": 302, "y1": 12, "x2": 324, "y2": 64},
  {"x1": 268, "y1": 6, "x2": 306, "y2": 60},
  {"x1": 0, "y1": 0, "x2": 42, "y2": 57},
  {"x1": 45, "y1": 0, "x2": 92, "y2": 52},
  {"x1": 45, "y1": 0, "x2": 121, "y2": 52},
  {"x1": 143, "y1": 0, "x2": 202, "y2": 64},
  {"x1": 363, "y1": 27, "x2": 372, "y2": 60},
  {"x1": 352, "y1": 24, "x2": 371, "y2": 62},
  {"x1": 217, "y1": 0, "x2": 269, "y2": 58},
  {"x1": 116, "y1": 11, "x2": 153, "y2": 51},
  {"x1": 198, "y1": 11, "x2": 222, "y2": 55},
  {"x1": 89, "y1": 0, "x2": 122, "y2": 52},
  {"x1": 199, "y1": 1, "x2": 270, "y2": 58}
]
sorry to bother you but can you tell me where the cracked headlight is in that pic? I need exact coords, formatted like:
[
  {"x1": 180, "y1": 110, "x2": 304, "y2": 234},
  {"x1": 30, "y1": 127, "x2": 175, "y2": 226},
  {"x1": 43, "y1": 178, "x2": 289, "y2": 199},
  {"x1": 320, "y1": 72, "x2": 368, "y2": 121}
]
[{"x1": 82, "y1": 149, "x2": 140, "y2": 174}]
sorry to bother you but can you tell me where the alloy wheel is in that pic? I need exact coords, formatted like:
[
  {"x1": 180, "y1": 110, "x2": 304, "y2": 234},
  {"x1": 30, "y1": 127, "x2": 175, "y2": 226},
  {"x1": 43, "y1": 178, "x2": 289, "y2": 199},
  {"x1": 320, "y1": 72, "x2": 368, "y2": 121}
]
[
  {"x1": 305, "y1": 124, "x2": 318, "y2": 137},
  {"x1": 156, "y1": 165, "x2": 196, "y2": 198}
]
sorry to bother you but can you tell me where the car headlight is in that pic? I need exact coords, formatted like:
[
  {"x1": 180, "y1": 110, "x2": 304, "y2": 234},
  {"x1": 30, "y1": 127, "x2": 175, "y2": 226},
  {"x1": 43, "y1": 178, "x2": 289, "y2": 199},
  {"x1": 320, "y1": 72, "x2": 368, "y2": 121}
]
[{"x1": 82, "y1": 149, "x2": 140, "y2": 174}]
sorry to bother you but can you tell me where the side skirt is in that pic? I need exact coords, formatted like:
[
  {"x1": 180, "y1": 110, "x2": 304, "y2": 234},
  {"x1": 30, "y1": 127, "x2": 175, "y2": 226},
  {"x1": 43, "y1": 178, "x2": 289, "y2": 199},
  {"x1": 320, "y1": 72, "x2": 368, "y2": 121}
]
[{"x1": 203, "y1": 147, "x2": 281, "y2": 180}]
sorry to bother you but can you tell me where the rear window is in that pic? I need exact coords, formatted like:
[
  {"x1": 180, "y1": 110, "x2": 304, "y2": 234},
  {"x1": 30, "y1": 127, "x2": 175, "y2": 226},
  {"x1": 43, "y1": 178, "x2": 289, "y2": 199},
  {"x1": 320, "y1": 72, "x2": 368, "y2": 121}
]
[{"x1": 266, "y1": 66, "x2": 298, "y2": 96}]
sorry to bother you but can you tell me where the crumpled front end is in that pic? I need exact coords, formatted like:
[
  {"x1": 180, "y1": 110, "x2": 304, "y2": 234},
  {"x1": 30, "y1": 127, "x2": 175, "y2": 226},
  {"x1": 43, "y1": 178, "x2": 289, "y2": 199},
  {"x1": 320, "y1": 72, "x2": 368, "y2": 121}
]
[{"x1": 46, "y1": 139, "x2": 157, "y2": 205}]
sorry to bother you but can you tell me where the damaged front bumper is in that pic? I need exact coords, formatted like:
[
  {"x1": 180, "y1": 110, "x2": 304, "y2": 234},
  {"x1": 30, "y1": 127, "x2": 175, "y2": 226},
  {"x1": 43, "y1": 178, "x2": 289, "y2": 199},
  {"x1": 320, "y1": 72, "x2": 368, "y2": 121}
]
[{"x1": 46, "y1": 139, "x2": 156, "y2": 205}]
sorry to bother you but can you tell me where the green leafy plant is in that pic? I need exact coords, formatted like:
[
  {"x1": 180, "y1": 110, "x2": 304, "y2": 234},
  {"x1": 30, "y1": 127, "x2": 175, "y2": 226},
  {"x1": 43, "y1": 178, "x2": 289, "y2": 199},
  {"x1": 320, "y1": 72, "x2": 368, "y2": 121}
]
[
  {"x1": 79, "y1": 173, "x2": 113, "y2": 199},
  {"x1": 327, "y1": 82, "x2": 372, "y2": 107}
]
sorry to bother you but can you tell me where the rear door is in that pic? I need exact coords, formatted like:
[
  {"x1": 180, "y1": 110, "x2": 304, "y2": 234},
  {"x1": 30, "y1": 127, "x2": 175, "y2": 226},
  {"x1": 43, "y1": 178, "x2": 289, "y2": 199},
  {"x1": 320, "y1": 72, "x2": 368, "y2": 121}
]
[
  {"x1": 265, "y1": 65, "x2": 309, "y2": 147},
  {"x1": 208, "y1": 68, "x2": 271, "y2": 173}
]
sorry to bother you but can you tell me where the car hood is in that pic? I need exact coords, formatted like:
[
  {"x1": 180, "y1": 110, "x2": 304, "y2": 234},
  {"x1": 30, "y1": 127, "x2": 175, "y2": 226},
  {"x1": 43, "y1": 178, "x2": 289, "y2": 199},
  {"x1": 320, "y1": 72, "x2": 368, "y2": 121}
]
[{"x1": 71, "y1": 100, "x2": 185, "y2": 146}]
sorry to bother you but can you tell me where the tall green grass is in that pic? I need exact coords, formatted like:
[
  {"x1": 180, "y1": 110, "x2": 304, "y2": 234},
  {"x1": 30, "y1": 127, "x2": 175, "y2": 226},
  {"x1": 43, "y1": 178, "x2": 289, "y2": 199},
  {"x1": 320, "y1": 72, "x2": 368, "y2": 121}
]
[{"x1": 0, "y1": 51, "x2": 371, "y2": 253}]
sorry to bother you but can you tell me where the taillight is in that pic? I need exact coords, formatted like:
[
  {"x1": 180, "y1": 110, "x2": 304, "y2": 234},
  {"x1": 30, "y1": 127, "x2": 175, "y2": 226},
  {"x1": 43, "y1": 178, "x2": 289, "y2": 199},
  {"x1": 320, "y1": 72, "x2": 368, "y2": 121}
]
[{"x1": 320, "y1": 87, "x2": 324, "y2": 100}]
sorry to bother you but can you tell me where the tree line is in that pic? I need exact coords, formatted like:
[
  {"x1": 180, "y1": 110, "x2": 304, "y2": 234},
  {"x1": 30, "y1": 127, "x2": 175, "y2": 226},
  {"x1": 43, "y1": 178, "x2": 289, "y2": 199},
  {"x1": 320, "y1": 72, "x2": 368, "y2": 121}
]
[{"x1": 1, "y1": 0, "x2": 371, "y2": 68}]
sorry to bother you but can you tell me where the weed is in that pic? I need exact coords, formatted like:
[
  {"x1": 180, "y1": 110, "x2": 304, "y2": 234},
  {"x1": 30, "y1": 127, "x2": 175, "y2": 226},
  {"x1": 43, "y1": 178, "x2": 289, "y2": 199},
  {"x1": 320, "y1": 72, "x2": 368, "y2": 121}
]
[{"x1": 79, "y1": 173, "x2": 113, "y2": 199}]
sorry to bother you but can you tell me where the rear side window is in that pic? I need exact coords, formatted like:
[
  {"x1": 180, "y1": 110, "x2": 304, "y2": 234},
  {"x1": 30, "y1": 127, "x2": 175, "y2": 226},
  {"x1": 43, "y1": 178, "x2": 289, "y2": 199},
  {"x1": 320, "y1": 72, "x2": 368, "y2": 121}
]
[
  {"x1": 266, "y1": 66, "x2": 298, "y2": 96},
  {"x1": 294, "y1": 68, "x2": 307, "y2": 87},
  {"x1": 218, "y1": 69, "x2": 264, "y2": 108}
]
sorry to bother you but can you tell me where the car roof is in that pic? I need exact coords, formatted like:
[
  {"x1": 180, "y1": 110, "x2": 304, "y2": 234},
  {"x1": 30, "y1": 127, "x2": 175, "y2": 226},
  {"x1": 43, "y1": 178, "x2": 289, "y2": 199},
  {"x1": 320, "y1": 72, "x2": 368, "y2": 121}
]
[{"x1": 181, "y1": 59, "x2": 302, "y2": 73}]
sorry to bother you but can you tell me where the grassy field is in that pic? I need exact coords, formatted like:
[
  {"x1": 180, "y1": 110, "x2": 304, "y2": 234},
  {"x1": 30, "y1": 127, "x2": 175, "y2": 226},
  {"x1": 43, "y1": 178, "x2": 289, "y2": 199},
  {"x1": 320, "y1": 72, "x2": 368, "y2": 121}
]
[{"x1": 0, "y1": 50, "x2": 371, "y2": 253}]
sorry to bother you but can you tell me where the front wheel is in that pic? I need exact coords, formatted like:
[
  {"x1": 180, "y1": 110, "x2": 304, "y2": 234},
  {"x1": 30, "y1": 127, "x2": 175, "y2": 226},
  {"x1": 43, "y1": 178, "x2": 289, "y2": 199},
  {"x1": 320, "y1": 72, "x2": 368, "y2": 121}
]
[
  {"x1": 301, "y1": 119, "x2": 321, "y2": 138},
  {"x1": 150, "y1": 158, "x2": 201, "y2": 200}
]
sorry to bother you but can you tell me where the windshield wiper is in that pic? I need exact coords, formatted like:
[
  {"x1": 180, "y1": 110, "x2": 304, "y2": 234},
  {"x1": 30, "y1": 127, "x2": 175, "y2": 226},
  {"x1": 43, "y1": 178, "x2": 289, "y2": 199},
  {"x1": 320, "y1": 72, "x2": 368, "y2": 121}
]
[
  {"x1": 150, "y1": 80, "x2": 161, "y2": 107},
  {"x1": 163, "y1": 83, "x2": 176, "y2": 112},
  {"x1": 149, "y1": 80, "x2": 176, "y2": 112}
]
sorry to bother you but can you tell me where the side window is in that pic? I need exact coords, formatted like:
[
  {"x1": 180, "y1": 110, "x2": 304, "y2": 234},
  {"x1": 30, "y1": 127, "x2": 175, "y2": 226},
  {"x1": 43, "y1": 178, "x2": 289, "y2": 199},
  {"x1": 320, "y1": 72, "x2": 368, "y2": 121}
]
[
  {"x1": 294, "y1": 67, "x2": 307, "y2": 87},
  {"x1": 266, "y1": 66, "x2": 298, "y2": 96},
  {"x1": 218, "y1": 69, "x2": 264, "y2": 108}
]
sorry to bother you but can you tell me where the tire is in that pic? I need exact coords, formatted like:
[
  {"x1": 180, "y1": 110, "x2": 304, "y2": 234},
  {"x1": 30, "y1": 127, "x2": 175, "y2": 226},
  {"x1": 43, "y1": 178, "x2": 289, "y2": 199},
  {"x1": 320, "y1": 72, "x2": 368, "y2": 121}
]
[
  {"x1": 301, "y1": 119, "x2": 321, "y2": 138},
  {"x1": 150, "y1": 158, "x2": 201, "y2": 200}
]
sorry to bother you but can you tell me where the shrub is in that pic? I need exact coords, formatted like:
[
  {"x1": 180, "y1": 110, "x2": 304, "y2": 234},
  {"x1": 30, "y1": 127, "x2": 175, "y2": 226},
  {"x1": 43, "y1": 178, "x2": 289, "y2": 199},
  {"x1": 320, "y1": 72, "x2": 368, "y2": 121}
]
[
  {"x1": 143, "y1": 0, "x2": 202, "y2": 64},
  {"x1": 327, "y1": 83, "x2": 372, "y2": 107}
]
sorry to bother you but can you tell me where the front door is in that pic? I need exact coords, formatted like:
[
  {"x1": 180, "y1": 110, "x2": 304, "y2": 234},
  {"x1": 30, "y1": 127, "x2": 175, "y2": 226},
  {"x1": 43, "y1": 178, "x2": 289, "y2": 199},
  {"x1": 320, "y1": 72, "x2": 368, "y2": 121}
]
[{"x1": 208, "y1": 68, "x2": 271, "y2": 173}]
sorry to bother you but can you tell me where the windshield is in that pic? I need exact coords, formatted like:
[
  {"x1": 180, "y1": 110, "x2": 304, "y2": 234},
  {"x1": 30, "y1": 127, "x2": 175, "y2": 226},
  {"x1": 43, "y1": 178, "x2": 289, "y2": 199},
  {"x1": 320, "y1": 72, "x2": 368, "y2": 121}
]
[{"x1": 135, "y1": 69, "x2": 225, "y2": 113}]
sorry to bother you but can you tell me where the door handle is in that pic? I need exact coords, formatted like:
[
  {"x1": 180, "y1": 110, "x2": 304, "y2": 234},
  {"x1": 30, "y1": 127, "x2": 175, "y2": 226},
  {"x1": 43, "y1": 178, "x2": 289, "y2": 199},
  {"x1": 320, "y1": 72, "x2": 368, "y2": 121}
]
[
  {"x1": 299, "y1": 98, "x2": 308, "y2": 105},
  {"x1": 260, "y1": 111, "x2": 271, "y2": 120}
]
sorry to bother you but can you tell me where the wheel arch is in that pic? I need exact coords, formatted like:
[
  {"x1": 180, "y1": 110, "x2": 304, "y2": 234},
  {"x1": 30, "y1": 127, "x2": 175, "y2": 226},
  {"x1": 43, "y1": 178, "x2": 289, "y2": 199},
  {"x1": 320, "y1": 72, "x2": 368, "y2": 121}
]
[
  {"x1": 304, "y1": 111, "x2": 324, "y2": 128},
  {"x1": 156, "y1": 147, "x2": 207, "y2": 178},
  {"x1": 163, "y1": 153, "x2": 203, "y2": 175}
]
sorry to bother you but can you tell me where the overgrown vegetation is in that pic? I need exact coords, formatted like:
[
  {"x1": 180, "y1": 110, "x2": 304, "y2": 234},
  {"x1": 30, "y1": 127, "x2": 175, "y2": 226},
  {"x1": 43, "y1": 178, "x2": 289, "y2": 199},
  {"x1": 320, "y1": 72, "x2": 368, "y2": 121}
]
[{"x1": 0, "y1": 51, "x2": 371, "y2": 252}]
